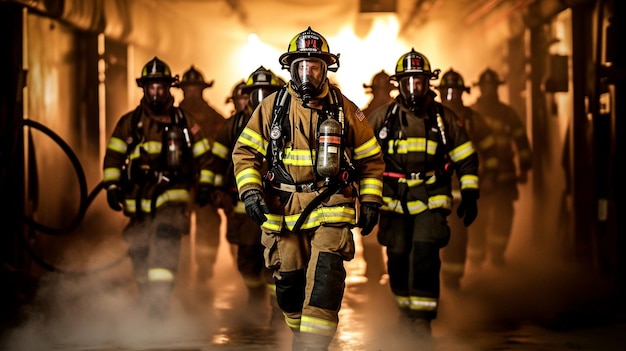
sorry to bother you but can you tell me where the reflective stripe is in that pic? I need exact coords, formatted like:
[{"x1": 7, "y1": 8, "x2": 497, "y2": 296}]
[
  {"x1": 235, "y1": 168, "x2": 263, "y2": 188},
  {"x1": 148, "y1": 268, "x2": 174, "y2": 282},
  {"x1": 381, "y1": 194, "x2": 452, "y2": 215},
  {"x1": 353, "y1": 136, "x2": 382, "y2": 160},
  {"x1": 300, "y1": 315, "x2": 337, "y2": 337},
  {"x1": 359, "y1": 178, "x2": 383, "y2": 197},
  {"x1": 192, "y1": 137, "x2": 211, "y2": 157},
  {"x1": 234, "y1": 201, "x2": 246, "y2": 214},
  {"x1": 409, "y1": 296, "x2": 438, "y2": 311},
  {"x1": 200, "y1": 169, "x2": 215, "y2": 185},
  {"x1": 238, "y1": 127, "x2": 268, "y2": 157},
  {"x1": 261, "y1": 206, "x2": 356, "y2": 232},
  {"x1": 106, "y1": 137, "x2": 127, "y2": 154},
  {"x1": 441, "y1": 261, "x2": 465, "y2": 275},
  {"x1": 124, "y1": 189, "x2": 190, "y2": 214},
  {"x1": 460, "y1": 174, "x2": 479, "y2": 190},
  {"x1": 211, "y1": 141, "x2": 229, "y2": 160},
  {"x1": 129, "y1": 141, "x2": 161, "y2": 159},
  {"x1": 103, "y1": 167, "x2": 121, "y2": 183},
  {"x1": 285, "y1": 315, "x2": 301, "y2": 331},
  {"x1": 282, "y1": 148, "x2": 314, "y2": 166},
  {"x1": 449, "y1": 140, "x2": 475, "y2": 162}
]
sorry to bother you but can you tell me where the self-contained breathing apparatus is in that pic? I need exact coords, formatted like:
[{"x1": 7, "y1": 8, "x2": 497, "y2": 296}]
[
  {"x1": 122, "y1": 106, "x2": 193, "y2": 217},
  {"x1": 264, "y1": 85, "x2": 356, "y2": 232}
]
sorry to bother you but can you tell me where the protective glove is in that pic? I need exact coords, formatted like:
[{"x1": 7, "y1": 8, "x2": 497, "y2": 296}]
[
  {"x1": 457, "y1": 190, "x2": 479, "y2": 227},
  {"x1": 195, "y1": 185, "x2": 213, "y2": 207},
  {"x1": 357, "y1": 202, "x2": 380, "y2": 236},
  {"x1": 106, "y1": 185, "x2": 124, "y2": 212},
  {"x1": 242, "y1": 189, "x2": 269, "y2": 226}
]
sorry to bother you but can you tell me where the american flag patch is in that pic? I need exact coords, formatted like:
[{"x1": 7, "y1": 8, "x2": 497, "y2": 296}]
[
  {"x1": 190, "y1": 123, "x2": 200, "y2": 135},
  {"x1": 356, "y1": 108, "x2": 366, "y2": 121}
]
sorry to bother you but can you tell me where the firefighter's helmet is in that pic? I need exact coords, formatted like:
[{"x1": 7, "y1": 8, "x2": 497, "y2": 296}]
[
  {"x1": 242, "y1": 66, "x2": 286, "y2": 109},
  {"x1": 226, "y1": 80, "x2": 247, "y2": 103},
  {"x1": 136, "y1": 56, "x2": 178, "y2": 87},
  {"x1": 390, "y1": 48, "x2": 440, "y2": 81},
  {"x1": 363, "y1": 70, "x2": 395, "y2": 93},
  {"x1": 279, "y1": 26, "x2": 339, "y2": 71},
  {"x1": 391, "y1": 49, "x2": 440, "y2": 110},
  {"x1": 476, "y1": 68, "x2": 504, "y2": 86},
  {"x1": 438, "y1": 68, "x2": 470, "y2": 93},
  {"x1": 178, "y1": 65, "x2": 213, "y2": 89}
]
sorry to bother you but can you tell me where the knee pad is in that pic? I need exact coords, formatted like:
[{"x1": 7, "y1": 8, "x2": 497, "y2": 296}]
[
  {"x1": 275, "y1": 268, "x2": 306, "y2": 313},
  {"x1": 310, "y1": 252, "x2": 345, "y2": 311}
]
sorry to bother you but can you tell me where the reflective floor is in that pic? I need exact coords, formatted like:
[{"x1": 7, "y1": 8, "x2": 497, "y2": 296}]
[{"x1": 2, "y1": 207, "x2": 625, "y2": 351}]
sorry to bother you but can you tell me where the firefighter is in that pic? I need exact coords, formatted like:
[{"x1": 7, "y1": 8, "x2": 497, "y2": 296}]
[
  {"x1": 209, "y1": 66, "x2": 285, "y2": 315},
  {"x1": 436, "y1": 68, "x2": 498, "y2": 290},
  {"x1": 103, "y1": 57, "x2": 214, "y2": 317},
  {"x1": 469, "y1": 68, "x2": 533, "y2": 268},
  {"x1": 367, "y1": 49, "x2": 480, "y2": 338},
  {"x1": 177, "y1": 65, "x2": 225, "y2": 285},
  {"x1": 362, "y1": 69, "x2": 396, "y2": 117},
  {"x1": 232, "y1": 27, "x2": 385, "y2": 350}
]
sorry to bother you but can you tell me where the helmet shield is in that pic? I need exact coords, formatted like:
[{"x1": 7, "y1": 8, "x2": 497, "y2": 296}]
[
  {"x1": 398, "y1": 75, "x2": 428, "y2": 109},
  {"x1": 249, "y1": 88, "x2": 273, "y2": 109},
  {"x1": 290, "y1": 57, "x2": 327, "y2": 102}
]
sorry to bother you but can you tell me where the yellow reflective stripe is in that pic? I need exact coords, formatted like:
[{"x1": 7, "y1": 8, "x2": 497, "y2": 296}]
[
  {"x1": 200, "y1": 169, "x2": 215, "y2": 185},
  {"x1": 211, "y1": 141, "x2": 229, "y2": 160},
  {"x1": 129, "y1": 141, "x2": 161, "y2": 160},
  {"x1": 236, "y1": 168, "x2": 263, "y2": 188},
  {"x1": 353, "y1": 136, "x2": 381, "y2": 160},
  {"x1": 148, "y1": 268, "x2": 174, "y2": 282},
  {"x1": 460, "y1": 174, "x2": 479, "y2": 190},
  {"x1": 428, "y1": 195, "x2": 452, "y2": 210},
  {"x1": 238, "y1": 127, "x2": 268, "y2": 157},
  {"x1": 214, "y1": 174, "x2": 224, "y2": 187},
  {"x1": 284, "y1": 206, "x2": 356, "y2": 231},
  {"x1": 285, "y1": 315, "x2": 301, "y2": 330},
  {"x1": 409, "y1": 296, "x2": 438, "y2": 311},
  {"x1": 359, "y1": 178, "x2": 382, "y2": 197},
  {"x1": 103, "y1": 167, "x2": 121, "y2": 183},
  {"x1": 449, "y1": 140, "x2": 476, "y2": 162},
  {"x1": 300, "y1": 315, "x2": 337, "y2": 337},
  {"x1": 385, "y1": 138, "x2": 438, "y2": 155},
  {"x1": 395, "y1": 295, "x2": 410, "y2": 309},
  {"x1": 484, "y1": 157, "x2": 498, "y2": 169},
  {"x1": 234, "y1": 201, "x2": 246, "y2": 214},
  {"x1": 123, "y1": 189, "x2": 190, "y2": 213},
  {"x1": 283, "y1": 148, "x2": 314, "y2": 166},
  {"x1": 106, "y1": 137, "x2": 127, "y2": 154},
  {"x1": 192, "y1": 137, "x2": 211, "y2": 157},
  {"x1": 478, "y1": 135, "x2": 496, "y2": 149},
  {"x1": 261, "y1": 213, "x2": 283, "y2": 232}
]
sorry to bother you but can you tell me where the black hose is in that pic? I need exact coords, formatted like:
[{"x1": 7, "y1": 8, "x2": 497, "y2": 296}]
[
  {"x1": 22, "y1": 119, "x2": 90, "y2": 235},
  {"x1": 21, "y1": 119, "x2": 128, "y2": 275}
]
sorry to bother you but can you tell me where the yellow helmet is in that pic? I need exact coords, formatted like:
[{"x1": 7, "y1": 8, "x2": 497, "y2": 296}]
[{"x1": 391, "y1": 48, "x2": 440, "y2": 81}]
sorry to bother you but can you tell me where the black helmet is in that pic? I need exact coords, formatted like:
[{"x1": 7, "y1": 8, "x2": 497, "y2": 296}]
[
  {"x1": 476, "y1": 68, "x2": 504, "y2": 86},
  {"x1": 242, "y1": 66, "x2": 286, "y2": 109},
  {"x1": 438, "y1": 68, "x2": 470, "y2": 93},
  {"x1": 178, "y1": 65, "x2": 214, "y2": 89},
  {"x1": 226, "y1": 80, "x2": 247, "y2": 103},
  {"x1": 363, "y1": 70, "x2": 395, "y2": 93},
  {"x1": 136, "y1": 56, "x2": 178, "y2": 87}
]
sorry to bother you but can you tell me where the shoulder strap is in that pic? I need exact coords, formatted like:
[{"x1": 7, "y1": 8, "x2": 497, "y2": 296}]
[{"x1": 267, "y1": 87, "x2": 290, "y2": 169}]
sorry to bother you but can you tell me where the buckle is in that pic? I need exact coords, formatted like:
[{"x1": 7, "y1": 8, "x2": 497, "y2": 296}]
[{"x1": 296, "y1": 182, "x2": 316, "y2": 193}]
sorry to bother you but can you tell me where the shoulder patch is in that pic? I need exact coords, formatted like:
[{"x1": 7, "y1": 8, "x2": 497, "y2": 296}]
[
  {"x1": 356, "y1": 108, "x2": 366, "y2": 122},
  {"x1": 190, "y1": 123, "x2": 201, "y2": 135}
]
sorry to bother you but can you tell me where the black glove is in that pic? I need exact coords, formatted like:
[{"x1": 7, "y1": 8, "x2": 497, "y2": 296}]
[
  {"x1": 242, "y1": 189, "x2": 269, "y2": 226},
  {"x1": 457, "y1": 190, "x2": 479, "y2": 227},
  {"x1": 357, "y1": 202, "x2": 380, "y2": 236},
  {"x1": 106, "y1": 185, "x2": 124, "y2": 212},
  {"x1": 196, "y1": 185, "x2": 213, "y2": 207}
]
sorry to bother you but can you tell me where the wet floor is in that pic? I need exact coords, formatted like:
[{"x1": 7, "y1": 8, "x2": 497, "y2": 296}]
[{"x1": 2, "y1": 207, "x2": 625, "y2": 351}]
